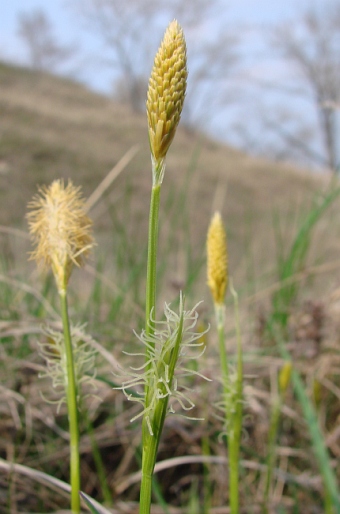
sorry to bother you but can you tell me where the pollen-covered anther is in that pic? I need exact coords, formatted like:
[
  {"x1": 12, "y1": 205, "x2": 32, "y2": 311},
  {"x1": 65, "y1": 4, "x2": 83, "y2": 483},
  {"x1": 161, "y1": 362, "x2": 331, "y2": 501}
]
[
  {"x1": 27, "y1": 179, "x2": 94, "y2": 293},
  {"x1": 146, "y1": 20, "x2": 187, "y2": 169},
  {"x1": 207, "y1": 212, "x2": 228, "y2": 305}
]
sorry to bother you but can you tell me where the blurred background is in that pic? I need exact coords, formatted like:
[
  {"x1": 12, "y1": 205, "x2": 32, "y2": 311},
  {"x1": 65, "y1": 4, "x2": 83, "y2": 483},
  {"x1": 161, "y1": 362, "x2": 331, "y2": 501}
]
[
  {"x1": 2, "y1": 3, "x2": 340, "y2": 512},
  {"x1": 1, "y1": 0, "x2": 339, "y2": 173}
]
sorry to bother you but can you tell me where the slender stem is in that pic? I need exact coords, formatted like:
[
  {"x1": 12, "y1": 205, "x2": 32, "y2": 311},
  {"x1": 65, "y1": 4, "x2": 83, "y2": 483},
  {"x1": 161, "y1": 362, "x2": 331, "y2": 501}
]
[
  {"x1": 215, "y1": 296, "x2": 243, "y2": 514},
  {"x1": 60, "y1": 291, "x2": 80, "y2": 514},
  {"x1": 232, "y1": 287, "x2": 243, "y2": 514},
  {"x1": 139, "y1": 471, "x2": 153, "y2": 514},
  {"x1": 216, "y1": 304, "x2": 229, "y2": 382},
  {"x1": 145, "y1": 183, "x2": 161, "y2": 347},
  {"x1": 140, "y1": 168, "x2": 162, "y2": 514},
  {"x1": 139, "y1": 430, "x2": 158, "y2": 514},
  {"x1": 139, "y1": 313, "x2": 183, "y2": 513},
  {"x1": 140, "y1": 397, "x2": 169, "y2": 514},
  {"x1": 216, "y1": 303, "x2": 238, "y2": 513}
]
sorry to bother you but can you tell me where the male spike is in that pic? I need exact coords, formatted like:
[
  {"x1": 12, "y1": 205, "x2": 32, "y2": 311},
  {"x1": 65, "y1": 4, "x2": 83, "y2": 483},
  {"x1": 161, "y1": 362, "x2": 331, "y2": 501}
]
[
  {"x1": 27, "y1": 179, "x2": 94, "y2": 294},
  {"x1": 207, "y1": 212, "x2": 228, "y2": 305},
  {"x1": 146, "y1": 20, "x2": 187, "y2": 184}
]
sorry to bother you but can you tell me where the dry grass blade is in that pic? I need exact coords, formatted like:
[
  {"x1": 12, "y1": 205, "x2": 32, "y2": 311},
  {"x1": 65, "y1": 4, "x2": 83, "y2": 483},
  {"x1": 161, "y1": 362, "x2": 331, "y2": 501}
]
[
  {"x1": 0, "y1": 225, "x2": 30, "y2": 239},
  {"x1": 85, "y1": 145, "x2": 139, "y2": 212},
  {"x1": 115, "y1": 454, "x2": 323, "y2": 495},
  {"x1": 0, "y1": 457, "x2": 71, "y2": 494},
  {"x1": 0, "y1": 458, "x2": 112, "y2": 513}
]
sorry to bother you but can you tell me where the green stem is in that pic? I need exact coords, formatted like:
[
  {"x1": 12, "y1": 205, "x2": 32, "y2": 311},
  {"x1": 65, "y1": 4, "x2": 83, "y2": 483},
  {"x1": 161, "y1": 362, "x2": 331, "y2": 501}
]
[
  {"x1": 140, "y1": 391, "x2": 171, "y2": 512},
  {"x1": 139, "y1": 307, "x2": 184, "y2": 514},
  {"x1": 232, "y1": 287, "x2": 243, "y2": 426},
  {"x1": 139, "y1": 397, "x2": 169, "y2": 514},
  {"x1": 139, "y1": 430, "x2": 159, "y2": 514},
  {"x1": 140, "y1": 170, "x2": 162, "y2": 514},
  {"x1": 215, "y1": 304, "x2": 242, "y2": 514},
  {"x1": 60, "y1": 291, "x2": 80, "y2": 514},
  {"x1": 216, "y1": 304, "x2": 229, "y2": 382},
  {"x1": 232, "y1": 289, "x2": 243, "y2": 514},
  {"x1": 145, "y1": 183, "x2": 161, "y2": 348},
  {"x1": 139, "y1": 472, "x2": 153, "y2": 514}
]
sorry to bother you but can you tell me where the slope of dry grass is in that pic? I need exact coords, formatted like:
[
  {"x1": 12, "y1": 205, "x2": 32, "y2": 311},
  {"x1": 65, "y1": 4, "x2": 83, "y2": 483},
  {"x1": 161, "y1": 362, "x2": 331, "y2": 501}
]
[
  {"x1": 2, "y1": 62, "x2": 340, "y2": 513},
  {"x1": 2, "y1": 62, "x2": 338, "y2": 292}
]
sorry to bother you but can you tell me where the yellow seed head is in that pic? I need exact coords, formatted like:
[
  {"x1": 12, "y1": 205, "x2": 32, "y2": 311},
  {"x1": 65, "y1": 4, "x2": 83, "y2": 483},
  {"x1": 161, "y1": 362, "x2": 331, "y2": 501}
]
[
  {"x1": 207, "y1": 212, "x2": 228, "y2": 305},
  {"x1": 278, "y1": 361, "x2": 292, "y2": 395},
  {"x1": 146, "y1": 20, "x2": 187, "y2": 170},
  {"x1": 27, "y1": 180, "x2": 94, "y2": 294}
]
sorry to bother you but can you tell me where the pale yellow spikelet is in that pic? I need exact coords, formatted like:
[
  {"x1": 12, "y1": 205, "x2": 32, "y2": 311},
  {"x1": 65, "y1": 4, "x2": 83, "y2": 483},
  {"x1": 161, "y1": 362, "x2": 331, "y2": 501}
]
[
  {"x1": 278, "y1": 361, "x2": 292, "y2": 395},
  {"x1": 146, "y1": 20, "x2": 187, "y2": 177},
  {"x1": 207, "y1": 212, "x2": 228, "y2": 305},
  {"x1": 27, "y1": 180, "x2": 94, "y2": 294}
]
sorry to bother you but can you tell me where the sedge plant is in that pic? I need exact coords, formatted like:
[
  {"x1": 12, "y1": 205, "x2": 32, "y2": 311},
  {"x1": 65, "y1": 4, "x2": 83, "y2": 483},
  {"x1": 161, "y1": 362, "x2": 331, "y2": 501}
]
[
  {"x1": 27, "y1": 180, "x2": 95, "y2": 514},
  {"x1": 137, "y1": 20, "x2": 210, "y2": 514},
  {"x1": 206, "y1": 212, "x2": 243, "y2": 514},
  {"x1": 114, "y1": 20, "x2": 209, "y2": 514},
  {"x1": 145, "y1": 19, "x2": 187, "y2": 342},
  {"x1": 140, "y1": 20, "x2": 190, "y2": 514},
  {"x1": 24, "y1": 21, "x2": 208, "y2": 514}
]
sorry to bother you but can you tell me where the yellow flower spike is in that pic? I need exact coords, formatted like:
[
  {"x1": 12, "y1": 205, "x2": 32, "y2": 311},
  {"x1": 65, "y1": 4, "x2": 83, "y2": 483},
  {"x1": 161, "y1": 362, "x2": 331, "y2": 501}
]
[
  {"x1": 207, "y1": 212, "x2": 228, "y2": 305},
  {"x1": 27, "y1": 179, "x2": 94, "y2": 294},
  {"x1": 278, "y1": 361, "x2": 292, "y2": 396},
  {"x1": 146, "y1": 19, "x2": 187, "y2": 183}
]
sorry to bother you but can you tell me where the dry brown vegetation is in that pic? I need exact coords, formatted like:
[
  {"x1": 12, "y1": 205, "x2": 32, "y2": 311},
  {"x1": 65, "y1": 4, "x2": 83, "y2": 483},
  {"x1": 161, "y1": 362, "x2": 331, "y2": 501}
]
[{"x1": 1, "y1": 62, "x2": 340, "y2": 513}]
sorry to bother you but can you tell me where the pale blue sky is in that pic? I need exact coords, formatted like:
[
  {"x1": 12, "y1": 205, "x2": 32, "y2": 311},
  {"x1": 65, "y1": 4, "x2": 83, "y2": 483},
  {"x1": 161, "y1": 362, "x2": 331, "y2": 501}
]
[
  {"x1": 0, "y1": 0, "x2": 317, "y2": 92},
  {"x1": 0, "y1": 0, "x2": 331, "y2": 168}
]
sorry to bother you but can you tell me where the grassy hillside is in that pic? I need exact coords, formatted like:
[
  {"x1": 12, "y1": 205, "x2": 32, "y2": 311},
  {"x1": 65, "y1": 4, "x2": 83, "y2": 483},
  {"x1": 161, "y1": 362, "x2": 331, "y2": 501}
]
[
  {"x1": 2, "y1": 62, "x2": 340, "y2": 513},
  {"x1": 1, "y1": 62, "x2": 336, "y2": 295}
]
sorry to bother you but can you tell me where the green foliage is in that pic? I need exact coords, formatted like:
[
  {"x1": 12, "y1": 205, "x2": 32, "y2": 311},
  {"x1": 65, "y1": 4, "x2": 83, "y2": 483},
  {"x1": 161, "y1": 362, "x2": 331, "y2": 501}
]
[
  {"x1": 271, "y1": 186, "x2": 340, "y2": 329},
  {"x1": 266, "y1": 186, "x2": 340, "y2": 513}
]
